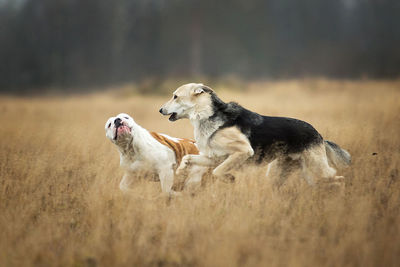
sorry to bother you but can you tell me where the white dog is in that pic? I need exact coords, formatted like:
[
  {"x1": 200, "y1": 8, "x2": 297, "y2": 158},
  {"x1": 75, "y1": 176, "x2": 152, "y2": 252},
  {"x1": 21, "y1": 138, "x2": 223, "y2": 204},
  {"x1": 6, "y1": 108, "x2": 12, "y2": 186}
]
[{"x1": 105, "y1": 113, "x2": 205, "y2": 195}]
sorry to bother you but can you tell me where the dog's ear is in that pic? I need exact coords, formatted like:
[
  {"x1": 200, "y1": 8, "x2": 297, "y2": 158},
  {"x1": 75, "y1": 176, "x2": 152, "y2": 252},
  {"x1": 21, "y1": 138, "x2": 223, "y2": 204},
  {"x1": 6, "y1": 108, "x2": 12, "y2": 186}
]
[{"x1": 194, "y1": 85, "x2": 213, "y2": 95}]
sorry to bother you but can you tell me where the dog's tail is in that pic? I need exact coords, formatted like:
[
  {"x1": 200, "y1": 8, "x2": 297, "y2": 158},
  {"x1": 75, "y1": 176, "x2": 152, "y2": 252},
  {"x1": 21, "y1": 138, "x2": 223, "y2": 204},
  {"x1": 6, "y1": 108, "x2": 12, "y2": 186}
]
[{"x1": 324, "y1": 140, "x2": 351, "y2": 169}]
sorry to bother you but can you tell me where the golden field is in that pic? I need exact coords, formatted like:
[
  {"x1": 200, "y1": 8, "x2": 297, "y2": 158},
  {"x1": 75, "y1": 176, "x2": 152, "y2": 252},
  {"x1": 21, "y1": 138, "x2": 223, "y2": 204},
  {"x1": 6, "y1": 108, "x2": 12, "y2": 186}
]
[{"x1": 0, "y1": 80, "x2": 399, "y2": 267}]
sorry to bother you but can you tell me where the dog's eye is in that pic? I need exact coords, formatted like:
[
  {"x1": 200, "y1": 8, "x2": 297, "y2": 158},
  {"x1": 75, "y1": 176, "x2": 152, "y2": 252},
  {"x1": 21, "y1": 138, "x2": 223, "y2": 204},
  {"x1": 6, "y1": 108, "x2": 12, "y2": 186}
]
[
  {"x1": 124, "y1": 117, "x2": 129, "y2": 119},
  {"x1": 173, "y1": 95, "x2": 177, "y2": 99},
  {"x1": 108, "y1": 123, "x2": 111, "y2": 128}
]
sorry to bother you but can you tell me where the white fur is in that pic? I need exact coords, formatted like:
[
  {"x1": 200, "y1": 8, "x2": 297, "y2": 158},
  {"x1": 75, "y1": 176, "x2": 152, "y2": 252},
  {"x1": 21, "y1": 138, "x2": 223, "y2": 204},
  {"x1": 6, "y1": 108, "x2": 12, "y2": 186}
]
[
  {"x1": 159, "y1": 133, "x2": 182, "y2": 143},
  {"x1": 105, "y1": 113, "x2": 205, "y2": 195}
]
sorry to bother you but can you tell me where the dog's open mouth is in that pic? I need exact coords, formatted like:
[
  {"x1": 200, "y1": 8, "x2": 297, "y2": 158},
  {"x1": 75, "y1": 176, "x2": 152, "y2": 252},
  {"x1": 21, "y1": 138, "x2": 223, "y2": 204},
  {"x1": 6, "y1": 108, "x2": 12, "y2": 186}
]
[
  {"x1": 113, "y1": 125, "x2": 131, "y2": 140},
  {"x1": 169, "y1": 112, "x2": 178, "y2": 122}
]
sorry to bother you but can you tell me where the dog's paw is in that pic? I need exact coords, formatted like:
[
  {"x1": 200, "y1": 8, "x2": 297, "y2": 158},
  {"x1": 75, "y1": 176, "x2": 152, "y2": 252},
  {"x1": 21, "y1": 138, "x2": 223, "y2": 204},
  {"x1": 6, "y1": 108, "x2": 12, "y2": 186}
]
[
  {"x1": 334, "y1": 176, "x2": 345, "y2": 182},
  {"x1": 169, "y1": 190, "x2": 182, "y2": 197},
  {"x1": 213, "y1": 170, "x2": 235, "y2": 183},
  {"x1": 220, "y1": 174, "x2": 235, "y2": 183},
  {"x1": 317, "y1": 176, "x2": 345, "y2": 184}
]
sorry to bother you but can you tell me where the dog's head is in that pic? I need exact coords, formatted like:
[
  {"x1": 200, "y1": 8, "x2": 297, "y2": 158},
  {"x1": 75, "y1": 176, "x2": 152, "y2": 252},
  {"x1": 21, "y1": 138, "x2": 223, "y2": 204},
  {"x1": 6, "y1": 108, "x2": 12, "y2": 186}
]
[
  {"x1": 105, "y1": 113, "x2": 135, "y2": 144},
  {"x1": 159, "y1": 83, "x2": 214, "y2": 121}
]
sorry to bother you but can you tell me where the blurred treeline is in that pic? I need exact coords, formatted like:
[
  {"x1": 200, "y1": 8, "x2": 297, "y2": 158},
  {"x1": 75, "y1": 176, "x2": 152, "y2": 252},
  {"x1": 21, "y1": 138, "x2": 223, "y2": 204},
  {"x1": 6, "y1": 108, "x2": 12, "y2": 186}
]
[{"x1": 1, "y1": 0, "x2": 399, "y2": 92}]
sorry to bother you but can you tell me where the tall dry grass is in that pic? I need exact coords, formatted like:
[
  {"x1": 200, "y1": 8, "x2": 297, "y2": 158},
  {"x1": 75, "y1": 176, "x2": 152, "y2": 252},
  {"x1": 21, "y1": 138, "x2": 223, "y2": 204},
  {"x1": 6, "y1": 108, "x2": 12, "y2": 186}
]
[{"x1": 0, "y1": 80, "x2": 399, "y2": 267}]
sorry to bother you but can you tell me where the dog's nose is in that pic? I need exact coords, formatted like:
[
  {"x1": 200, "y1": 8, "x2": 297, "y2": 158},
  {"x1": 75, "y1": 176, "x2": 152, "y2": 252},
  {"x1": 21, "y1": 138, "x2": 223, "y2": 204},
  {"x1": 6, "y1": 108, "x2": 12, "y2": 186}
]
[
  {"x1": 114, "y1": 118, "x2": 122, "y2": 126},
  {"x1": 159, "y1": 108, "x2": 163, "y2": 114}
]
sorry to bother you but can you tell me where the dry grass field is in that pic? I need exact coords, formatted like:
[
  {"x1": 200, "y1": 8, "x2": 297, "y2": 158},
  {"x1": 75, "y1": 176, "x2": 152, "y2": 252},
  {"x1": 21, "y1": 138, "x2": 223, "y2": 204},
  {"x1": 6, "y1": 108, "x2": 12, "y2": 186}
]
[{"x1": 0, "y1": 80, "x2": 399, "y2": 267}]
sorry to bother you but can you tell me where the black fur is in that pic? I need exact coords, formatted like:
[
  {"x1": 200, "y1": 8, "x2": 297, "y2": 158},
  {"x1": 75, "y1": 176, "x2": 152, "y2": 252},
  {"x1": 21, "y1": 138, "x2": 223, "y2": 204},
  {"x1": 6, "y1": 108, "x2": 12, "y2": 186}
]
[{"x1": 208, "y1": 92, "x2": 323, "y2": 161}]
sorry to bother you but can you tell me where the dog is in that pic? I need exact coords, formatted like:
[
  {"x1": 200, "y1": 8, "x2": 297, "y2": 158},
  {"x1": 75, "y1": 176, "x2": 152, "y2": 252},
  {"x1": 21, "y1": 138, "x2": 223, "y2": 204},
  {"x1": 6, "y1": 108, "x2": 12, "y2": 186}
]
[
  {"x1": 159, "y1": 83, "x2": 351, "y2": 186},
  {"x1": 105, "y1": 113, "x2": 206, "y2": 195}
]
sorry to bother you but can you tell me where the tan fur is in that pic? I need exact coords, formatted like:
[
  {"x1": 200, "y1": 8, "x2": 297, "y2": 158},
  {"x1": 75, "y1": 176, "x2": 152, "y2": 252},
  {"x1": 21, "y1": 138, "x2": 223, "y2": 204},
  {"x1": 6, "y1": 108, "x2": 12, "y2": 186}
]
[
  {"x1": 209, "y1": 127, "x2": 254, "y2": 179},
  {"x1": 150, "y1": 132, "x2": 199, "y2": 167},
  {"x1": 162, "y1": 83, "x2": 344, "y2": 187},
  {"x1": 300, "y1": 143, "x2": 337, "y2": 184},
  {"x1": 161, "y1": 84, "x2": 256, "y2": 181},
  {"x1": 160, "y1": 83, "x2": 215, "y2": 121},
  {"x1": 267, "y1": 143, "x2": 343, "y2": 187},
  {"x1": 210, "y1": 126, "x2": 253, "y2": 154},
  {"x1": 176, "y1": 127, "x2": 254, "y2": 179}
]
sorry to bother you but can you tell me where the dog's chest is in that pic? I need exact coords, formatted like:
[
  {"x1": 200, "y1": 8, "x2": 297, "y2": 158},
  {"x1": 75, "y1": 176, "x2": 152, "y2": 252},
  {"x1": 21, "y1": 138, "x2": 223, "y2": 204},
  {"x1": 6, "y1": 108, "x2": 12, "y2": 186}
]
[{"x1": 193, "y1": 119, "x2": 224, "y2": 157}]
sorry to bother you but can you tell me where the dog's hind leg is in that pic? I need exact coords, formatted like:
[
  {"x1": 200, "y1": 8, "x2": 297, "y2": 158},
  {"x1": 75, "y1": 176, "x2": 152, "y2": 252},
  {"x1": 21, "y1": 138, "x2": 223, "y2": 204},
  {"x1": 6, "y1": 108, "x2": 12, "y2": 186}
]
[
  {"x1": 300, "y1": 157, "x2": 316, "y2": 185},
  {"x1": 266, "y1": 157, "x2": 301, "y2": 187},
  {"x1": 301, "y1": 143, "x2": 343, "y2": 186},
  {"x1": 266, "y1": 159, "x2": 284, "y2": 186},
  {"x1": 158, "y1": 166, "x2": 176, "y2": 194}
]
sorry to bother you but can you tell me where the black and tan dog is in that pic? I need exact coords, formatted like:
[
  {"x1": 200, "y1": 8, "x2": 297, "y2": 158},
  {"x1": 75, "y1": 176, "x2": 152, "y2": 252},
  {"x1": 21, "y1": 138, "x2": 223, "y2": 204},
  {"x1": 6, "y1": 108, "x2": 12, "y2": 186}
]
[{"x1": 159, "y1": 83, "x2": 350, "y2": 186}]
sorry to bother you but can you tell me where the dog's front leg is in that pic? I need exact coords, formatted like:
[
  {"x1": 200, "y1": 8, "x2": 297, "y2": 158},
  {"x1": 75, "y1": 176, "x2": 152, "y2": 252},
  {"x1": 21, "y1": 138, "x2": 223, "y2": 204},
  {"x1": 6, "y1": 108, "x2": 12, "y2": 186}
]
[
  {"x1": 119, "y1": 172, "x2": 137, "y2": 194},
  {"x1": 212, "y1": 151, "x2": 253, "y2": 182},
  {"x1": 208, "y1": 126, "x2": 254, "y2": 182},
  {"x1": 119, "y1": 161, "x2": 143, "y2": 194},
  {"x1": 176, "y1": 154, "x2": 214, "y2": 175}
]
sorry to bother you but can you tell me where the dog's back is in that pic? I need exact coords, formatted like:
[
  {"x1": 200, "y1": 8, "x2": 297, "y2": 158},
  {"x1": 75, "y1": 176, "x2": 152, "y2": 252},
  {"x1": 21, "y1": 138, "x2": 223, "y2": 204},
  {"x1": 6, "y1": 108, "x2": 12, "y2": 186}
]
[
  {"x1": 150, "y1": 132, "x2": 199, "y2": 166},
  {"x1": 211, "y1": 98, "x2": 323, "y2": 159}
]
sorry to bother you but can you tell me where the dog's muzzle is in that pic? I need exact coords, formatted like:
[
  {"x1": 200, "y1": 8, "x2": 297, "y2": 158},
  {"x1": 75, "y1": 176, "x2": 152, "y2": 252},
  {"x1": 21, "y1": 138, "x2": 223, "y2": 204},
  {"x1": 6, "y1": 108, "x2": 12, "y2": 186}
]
[
  {"x1": 113, "y1": 118, "x2": 131, "y2": 140},
  {"x1": 159, "y1": 108, "x2": 178, "y2": 122},
  {"x1": 114, "y1": 118, "x2": 122, "y2": 127}
]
